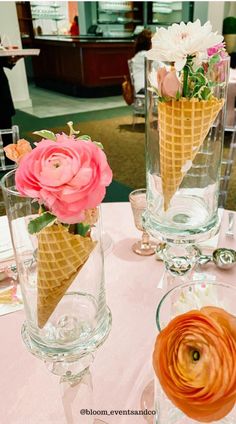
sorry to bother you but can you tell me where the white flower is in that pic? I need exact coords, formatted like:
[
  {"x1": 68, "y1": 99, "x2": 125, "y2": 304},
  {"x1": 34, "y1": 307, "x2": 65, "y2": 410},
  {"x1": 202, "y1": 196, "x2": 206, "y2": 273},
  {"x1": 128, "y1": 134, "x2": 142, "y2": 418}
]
[{"x1": 146, "y1": 20, "x2": 223, "y2": 71}]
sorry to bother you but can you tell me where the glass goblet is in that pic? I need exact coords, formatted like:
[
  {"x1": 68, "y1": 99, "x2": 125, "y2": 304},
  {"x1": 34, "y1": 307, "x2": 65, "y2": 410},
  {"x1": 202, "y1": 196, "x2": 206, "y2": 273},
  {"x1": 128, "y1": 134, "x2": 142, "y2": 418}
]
[
  {"x1": 143, "y1": 56, "x2": 230, "y2": 277},
  {"x1": 1, "y1": 169, "x2": 112, "y2": 422},
  {"x1": 154, "y1": 281, "x2": 236, "y2": 424},
  {"x1": 129, "y1": 188, "x2": 156, "y2": 256}
]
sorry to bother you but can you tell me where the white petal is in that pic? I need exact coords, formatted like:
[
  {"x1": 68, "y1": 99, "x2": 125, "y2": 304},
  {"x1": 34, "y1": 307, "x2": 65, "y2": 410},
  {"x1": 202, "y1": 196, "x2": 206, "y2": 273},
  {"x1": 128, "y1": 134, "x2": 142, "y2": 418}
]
[
  {"x1": 203, "y1": 20, "x2": 213, "y2": 33},
  {"x1": 175, "y1": 57, "x2": 187, "y2": 71},
  {"x1": 147, "y1": 20, "x2": 224, "y2": 67}
]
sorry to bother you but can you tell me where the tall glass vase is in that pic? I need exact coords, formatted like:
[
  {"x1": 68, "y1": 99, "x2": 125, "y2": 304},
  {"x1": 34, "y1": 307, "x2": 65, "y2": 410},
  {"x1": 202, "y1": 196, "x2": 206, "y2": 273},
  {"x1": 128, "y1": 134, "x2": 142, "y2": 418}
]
[
  {"x1": 1, "y1": 169, "x2": 112, "y2": 384},
  {"x1": 154, "y1": 281, "x2": 236, "y2": 424},
  {"x1": 143, "y1": 57, "x2": 230, "y2": 277}
]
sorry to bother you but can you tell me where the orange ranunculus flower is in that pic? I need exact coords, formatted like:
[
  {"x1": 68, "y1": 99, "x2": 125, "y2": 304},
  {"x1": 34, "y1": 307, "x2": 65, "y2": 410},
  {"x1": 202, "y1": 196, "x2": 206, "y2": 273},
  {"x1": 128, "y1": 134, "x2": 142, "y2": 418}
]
[
  {"x1": 3, "y1": 139, "x2": 32, "y2": 164},
  {"x1": 153, "y1": 307, "x2": 236, "y2": 422}
]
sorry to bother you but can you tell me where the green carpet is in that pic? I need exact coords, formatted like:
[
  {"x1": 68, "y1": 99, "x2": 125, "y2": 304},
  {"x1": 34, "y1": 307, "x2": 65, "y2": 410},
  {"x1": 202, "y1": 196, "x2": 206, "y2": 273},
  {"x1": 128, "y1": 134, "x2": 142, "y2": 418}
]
[
  {"x1": 13, "y1": 107, "x2": 135, "y2": 200},
  {"x1": 0, "y1": 107, "x2": 134, "y2": 216},
  {"x1": 21, "y1": 111, "x2": 146, "y2": 191},
  {"x1": 13, "y1": 106, "x2": 132, "y2": 135},
  {"x1": 0, "y1": 107, "x2": 234, "y2": 214}
]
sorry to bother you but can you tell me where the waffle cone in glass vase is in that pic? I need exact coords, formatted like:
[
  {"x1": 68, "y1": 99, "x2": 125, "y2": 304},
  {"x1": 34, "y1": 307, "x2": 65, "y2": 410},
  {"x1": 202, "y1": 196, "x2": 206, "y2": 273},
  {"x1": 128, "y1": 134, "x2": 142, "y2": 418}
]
[
  {"x1": 158, "y1": 97, "x2": 224, "y2": 210},
  {"x1": 37, "y1": 223, "x2": 96, "y2": 328}
]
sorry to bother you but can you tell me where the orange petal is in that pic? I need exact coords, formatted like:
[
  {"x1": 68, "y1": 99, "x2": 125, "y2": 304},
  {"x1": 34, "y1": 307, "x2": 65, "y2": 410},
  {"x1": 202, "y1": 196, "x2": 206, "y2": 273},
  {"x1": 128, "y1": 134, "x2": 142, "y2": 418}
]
[{"x1": 153, "y1": 308, "x2": 236, "y2": 422}]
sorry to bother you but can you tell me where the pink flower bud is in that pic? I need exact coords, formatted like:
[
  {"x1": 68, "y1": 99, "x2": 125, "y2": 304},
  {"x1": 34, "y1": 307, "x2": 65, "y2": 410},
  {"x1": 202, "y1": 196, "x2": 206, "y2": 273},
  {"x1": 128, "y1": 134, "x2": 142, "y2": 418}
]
[{"x1": 157, "y1": 68, "x2": 182, "y2": 98}]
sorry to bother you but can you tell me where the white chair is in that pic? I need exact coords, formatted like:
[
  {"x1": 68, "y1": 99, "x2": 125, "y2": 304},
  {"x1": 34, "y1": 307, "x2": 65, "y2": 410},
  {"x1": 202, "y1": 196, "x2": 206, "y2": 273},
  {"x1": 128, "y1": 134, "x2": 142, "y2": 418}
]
[
  {"x1": 0, "y1": 125, "x2": 19, "y2": 171},
  {"x1": 218, "y1": 71, "x2": 236, "y2": 207},
  {"x1": 219, "y1": 125, "x2": 236, "y2": 208},
  {"x1": 128, "y1": 59, "x2": 145, "y2": 127}
]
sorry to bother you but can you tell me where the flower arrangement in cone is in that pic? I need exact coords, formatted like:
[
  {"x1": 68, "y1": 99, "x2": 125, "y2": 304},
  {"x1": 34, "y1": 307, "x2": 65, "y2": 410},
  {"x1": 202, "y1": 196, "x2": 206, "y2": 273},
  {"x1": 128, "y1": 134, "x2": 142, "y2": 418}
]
[
  {"x1": 153, "y1": 305, "x2": 236, "y2": 422},
  {"x1": 4, "y1": 123, "x2": 112, "y2": 328},
  {"x1": 146, "y1": 20, "x2": 229, "y2": 210}
]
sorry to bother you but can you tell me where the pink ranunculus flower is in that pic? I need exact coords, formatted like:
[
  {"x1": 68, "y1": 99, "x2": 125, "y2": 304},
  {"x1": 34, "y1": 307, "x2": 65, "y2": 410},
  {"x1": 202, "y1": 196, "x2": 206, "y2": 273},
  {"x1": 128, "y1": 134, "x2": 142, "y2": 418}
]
[
  {"x1": 4, "y1": 139, "x2": 32, "y2": 164},
  {"x1": 157, "y1": 68, "x2": 182, "y2": 98},
  {"x1": 15, "y1": 135, "x2": 112, "y2": 224}
]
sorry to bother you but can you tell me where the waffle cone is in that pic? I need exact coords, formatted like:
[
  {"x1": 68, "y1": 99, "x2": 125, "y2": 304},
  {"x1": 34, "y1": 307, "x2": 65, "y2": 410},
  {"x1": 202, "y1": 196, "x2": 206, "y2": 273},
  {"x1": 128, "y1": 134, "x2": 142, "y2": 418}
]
[
  {"x1": 158, "y1": 97, "x2": 224, "y2": 210},
  {"x1": 37, "y1": 223, "x2": 96, "y2": 328}
]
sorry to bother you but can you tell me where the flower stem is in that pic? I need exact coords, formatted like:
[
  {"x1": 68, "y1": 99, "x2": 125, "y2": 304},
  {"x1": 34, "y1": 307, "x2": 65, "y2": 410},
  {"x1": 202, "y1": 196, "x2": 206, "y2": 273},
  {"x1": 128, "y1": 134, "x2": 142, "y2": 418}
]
[{"x1": 183, "y1": 64, "x2": 189, "y2": 98}]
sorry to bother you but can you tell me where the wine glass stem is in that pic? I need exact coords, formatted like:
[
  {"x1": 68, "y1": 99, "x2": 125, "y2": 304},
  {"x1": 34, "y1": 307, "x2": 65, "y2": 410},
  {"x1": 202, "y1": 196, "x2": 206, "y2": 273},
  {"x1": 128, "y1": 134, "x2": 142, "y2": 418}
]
[
  {"x1": 60, "y1": 369, "x2": 94, "y2": 424},
  {"x1": 141, "y1": 231, "x2": 150, "y2": 247}
]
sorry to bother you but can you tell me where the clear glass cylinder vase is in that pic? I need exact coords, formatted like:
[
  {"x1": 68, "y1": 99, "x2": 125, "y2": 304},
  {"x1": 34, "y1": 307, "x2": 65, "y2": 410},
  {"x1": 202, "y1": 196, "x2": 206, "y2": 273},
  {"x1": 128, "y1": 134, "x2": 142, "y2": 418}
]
[
  {"x1": 144, "y1": 57, "x2": 230, "y2": 244},
  {"x1": 154, "y1": 281, "x2": 236, "y2": 424},
  {"x1": 1, "y1": 169, "x2": 112, "y2": 377}
]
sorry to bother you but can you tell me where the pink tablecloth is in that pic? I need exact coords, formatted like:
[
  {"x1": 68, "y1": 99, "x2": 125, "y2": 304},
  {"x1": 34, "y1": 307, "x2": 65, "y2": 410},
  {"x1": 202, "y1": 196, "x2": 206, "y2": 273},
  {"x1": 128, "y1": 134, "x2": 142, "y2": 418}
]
[{"x1": 0, "y1": 203, "x2": 235, "y2": 424}]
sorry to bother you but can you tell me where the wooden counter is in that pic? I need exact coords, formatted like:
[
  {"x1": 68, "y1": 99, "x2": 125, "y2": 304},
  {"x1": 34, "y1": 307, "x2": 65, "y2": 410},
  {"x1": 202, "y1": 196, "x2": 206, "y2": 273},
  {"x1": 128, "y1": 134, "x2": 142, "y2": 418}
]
[{"x1": 31, "y1": 36, "x2": 135, "y2": 97}]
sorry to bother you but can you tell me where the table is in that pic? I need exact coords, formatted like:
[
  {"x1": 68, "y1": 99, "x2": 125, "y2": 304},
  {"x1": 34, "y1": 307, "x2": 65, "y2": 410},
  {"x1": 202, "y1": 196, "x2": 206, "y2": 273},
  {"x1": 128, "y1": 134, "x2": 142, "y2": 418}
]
[
  {"x1": 0, "y1": 203, "x2": 235, "y2": 424},
  {"x1": 0, "y1": 48, "x2": 40, "y2": 57}
]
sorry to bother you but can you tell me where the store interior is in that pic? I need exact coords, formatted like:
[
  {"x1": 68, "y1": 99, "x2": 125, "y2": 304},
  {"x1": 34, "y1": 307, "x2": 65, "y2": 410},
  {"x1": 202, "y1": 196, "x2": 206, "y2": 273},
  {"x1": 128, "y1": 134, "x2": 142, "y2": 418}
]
[
  {"x1": 1, "y1": 4, "x2": 236, "y2": 423},
  {"x1": 0, "y1": 1, "x2": 236, "y2": 208}
]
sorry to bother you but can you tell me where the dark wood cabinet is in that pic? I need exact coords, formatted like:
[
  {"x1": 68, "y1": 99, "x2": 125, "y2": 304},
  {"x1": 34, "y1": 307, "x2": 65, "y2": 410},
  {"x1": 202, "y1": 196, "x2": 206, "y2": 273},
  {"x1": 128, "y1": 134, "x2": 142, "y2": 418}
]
[
  {"x1": 16, "y1": 1, "x2": 34, "y2": 40},
  {"x1": 32, "y1": 38, "x2": 135, "y2": 97}
]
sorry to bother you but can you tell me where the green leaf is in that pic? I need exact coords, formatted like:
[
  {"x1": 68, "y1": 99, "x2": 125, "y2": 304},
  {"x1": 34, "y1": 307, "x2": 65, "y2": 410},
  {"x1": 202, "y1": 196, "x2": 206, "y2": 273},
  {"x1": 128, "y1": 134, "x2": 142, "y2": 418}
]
[
  {"x1": 196, "y1": 66, "x2": 205, "y2": 75},
  {"x1": 209, "y1": 54, "x2": 220, "y2": 65},
  {"x1": 192, "y1": 85, "x2": 202, "y2": 96},
  {"x1": 198, "y1": 86, "x2": 212, "y2": 100},
  {"x1": 74, "y1": 223, "x2": 90, "y2": 236},
  {"x1": 93, "y1": 141, "x2": 104, "y2": 150},
  {"x1": 77, "y1": 135, "x2": 92, "y2": 141},
  {"x1": 195, "y1": 73, "x2": 206, "y2": 85},
  {"x1": 77, "y1": 135, "x2": 104, "y2": 150},
  {"x1": 189, "y1": 71, "x2": 206, "y2": 86},
  {"x1": 175, "y1": 90, "x2": 181, "y2": 100},
  {"x1": 208, "y1": 81, "x2": 216, "y2": 87},
  {"x1": 28, "y1": 212, "x2": 57, "y2": 234},
  {"x1": 33, "y1": 130, "x2": 56, "y2": 141}
]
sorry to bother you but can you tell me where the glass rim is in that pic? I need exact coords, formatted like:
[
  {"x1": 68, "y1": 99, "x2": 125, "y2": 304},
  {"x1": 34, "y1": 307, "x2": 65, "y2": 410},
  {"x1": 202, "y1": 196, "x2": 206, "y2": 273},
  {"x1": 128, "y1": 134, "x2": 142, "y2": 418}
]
[
  {"x1": 156, "y1": 281, "x2": 236, "y2": 332},
  {"x1": 0, "y1": 169, "x2": 21, "y2": 197},
  {"x1": 145, "y1": 55, "x2": 230, "y2": 65},
  {"x1": 129, "y1": 188, "x2": 146, "y2": 200}
]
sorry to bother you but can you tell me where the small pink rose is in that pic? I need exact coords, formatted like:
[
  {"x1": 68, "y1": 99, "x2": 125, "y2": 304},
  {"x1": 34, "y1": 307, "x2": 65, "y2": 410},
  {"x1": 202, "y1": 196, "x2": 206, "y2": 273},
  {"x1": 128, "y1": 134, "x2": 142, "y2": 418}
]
[
  {"x1": 4, "y1": 139, "x2": 32, "y2": 163},
  {"x1": 157, "y1": 68, "x2": 182, "y2": 98},
  {"x1": 15, "y1": 136, "x2": 112, "y2": 224},
  {"x1": 220, "y1": 50, "x2": 228, "y2": 59},
  {"x1": 207, "y1": 42, "x2": 225, "y2": 57}
]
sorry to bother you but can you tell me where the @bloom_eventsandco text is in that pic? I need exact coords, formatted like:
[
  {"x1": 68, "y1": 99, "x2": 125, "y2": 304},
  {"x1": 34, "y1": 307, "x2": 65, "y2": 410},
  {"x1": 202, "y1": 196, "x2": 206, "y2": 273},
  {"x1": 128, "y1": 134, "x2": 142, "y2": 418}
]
[{"x1": 80, "y1": 408, "x2": 156, "y2": 416}]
